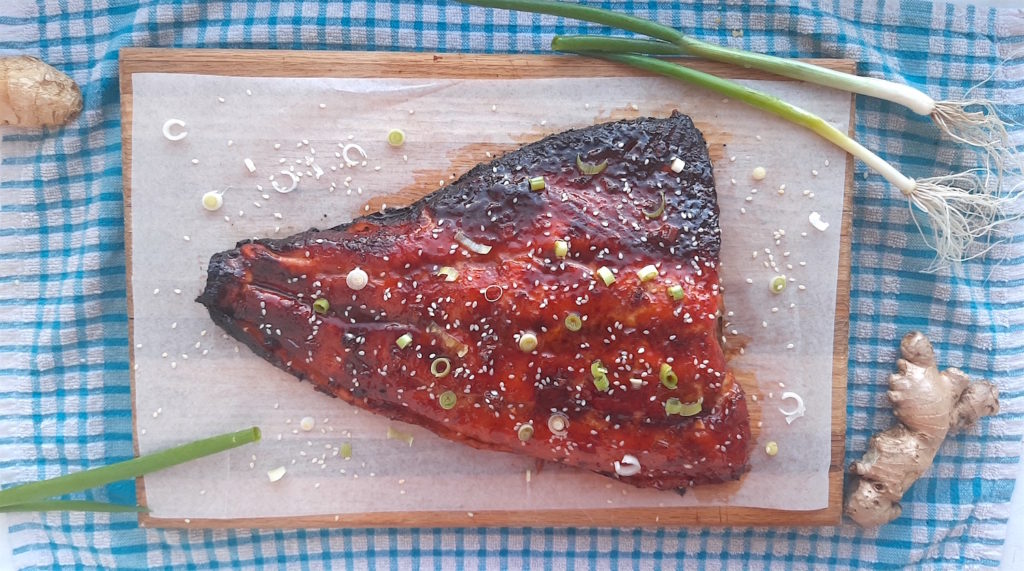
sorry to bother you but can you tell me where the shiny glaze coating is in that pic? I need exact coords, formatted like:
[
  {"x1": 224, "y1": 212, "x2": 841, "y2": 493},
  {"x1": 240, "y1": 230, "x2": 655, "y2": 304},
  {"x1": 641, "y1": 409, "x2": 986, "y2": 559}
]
[{"x1": 198, "y1": 112, "x2": 751, "y2": 489}]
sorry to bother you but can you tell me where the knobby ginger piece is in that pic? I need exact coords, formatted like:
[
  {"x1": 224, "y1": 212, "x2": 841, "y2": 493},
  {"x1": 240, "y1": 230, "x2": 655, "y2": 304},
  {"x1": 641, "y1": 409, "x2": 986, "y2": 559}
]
[
  {"x1": 0, "y1": 56, "x2": 83, "y2": 128},
  {"x1": 845, "y1": 331, "x2": 999, "y2": 527}
]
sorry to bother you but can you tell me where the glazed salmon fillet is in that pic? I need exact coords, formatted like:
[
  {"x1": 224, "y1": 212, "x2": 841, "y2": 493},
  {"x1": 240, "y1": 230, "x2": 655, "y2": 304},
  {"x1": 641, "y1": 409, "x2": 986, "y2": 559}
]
[{"x1": 198, "y1": 112, "x2": 751, "y2": 490}]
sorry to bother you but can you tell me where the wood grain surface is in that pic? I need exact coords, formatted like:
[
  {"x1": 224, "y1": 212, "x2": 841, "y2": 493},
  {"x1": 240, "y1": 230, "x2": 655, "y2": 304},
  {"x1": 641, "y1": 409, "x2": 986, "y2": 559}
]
[{"x1": 120, "y1": 48, "x2": 852, "y2": 529}]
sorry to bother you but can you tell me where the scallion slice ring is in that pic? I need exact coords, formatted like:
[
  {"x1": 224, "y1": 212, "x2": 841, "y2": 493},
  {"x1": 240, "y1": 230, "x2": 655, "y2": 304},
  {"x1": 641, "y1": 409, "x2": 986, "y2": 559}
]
[
  {"x1": 483, "y1": 285, "x2": 503, "y2": 302},
  {"x1": 430, "y1": 357, "x2": 451, "y2": 378}
]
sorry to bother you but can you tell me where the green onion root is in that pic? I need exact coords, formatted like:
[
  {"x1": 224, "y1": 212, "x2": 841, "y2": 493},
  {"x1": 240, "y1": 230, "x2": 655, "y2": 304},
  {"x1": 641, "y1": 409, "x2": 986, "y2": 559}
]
[
  {"x1": 0, "y1": 427, "x2": 260, "y2": 509},
  {"x1": 563, "y1": 52, "x2": 1017, "y2": 264},
  {"x1": 457, "y1": 1, "x2": 1016, "y2": 172}
]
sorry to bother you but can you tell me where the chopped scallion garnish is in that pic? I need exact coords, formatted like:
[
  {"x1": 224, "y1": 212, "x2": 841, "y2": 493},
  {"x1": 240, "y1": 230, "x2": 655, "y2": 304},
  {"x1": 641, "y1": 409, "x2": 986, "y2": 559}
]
[
  {"x1": 576, "y1": 154, "x2": 608, "y2": 175},
  {"x1": 637, "y1": 264, "x2": 658, "y2": 282},
  {"x1": 438, "y1": 390, "x2": 458, "y2": 410},
  {"x1": 667, "y1": 284, "x2": 685, "y2": 301},
  {"x1": 312, "y1": 298, "x2": 329, "y2": 315},
  {"x1": 770, "y1": 275, "x2": 787, "y2": 293},
  {"x1": 455, "y1": 231, "x2": 493, "y2": 255},
  {"x1": 659, "y1": 363, "x2": 678, "y2": 389},
  {"x1": 590, "y1": 359, "x2": 611, "y2": 391},
  {"x1": 430, "y1": 357, "x2": 452, "y2": 378},
  {"x1": 386, "y1": 128, "x2": 406, "y2": 147},
  {"x1": 665, "y1": 397, "x2": 701, "y2": 416},
  {"x1": 547, "y1": 412, "x2": 569, "y2": 436},
  {"x1": 554, "y1": 239, "x2": 569, "y2": 259},
  {"x1": 642, "y1": 191, "x2": 666, "y2": 219},
  {"x1": 518, "y1": 332, "x2": 538, "y2": 352},
  {"x1": 267, "y1": 466, "x2": 287, "y2": 482},
  {"x1": 678, "y1": 398, "x2": 703, "y2": 417},
  {"x1": 427, "y1": 321, "x2": 470, "y2": 357},
  {"x1": 596, "y1": 266, "x2": 615, "y2": 286},
  {"x1": 529, "y1": 176, "x2": 546, "y2": 191},
  {"x1": 564, "y1": 312, "x2": 583, "y2": 332},
  {"x1": 340, "y1": 442, "x2": 353, "y2": 459},
  {"x1": 395, "y1": 333, "x2": 413, "y2": 349},
  {"x1": 517, "y1": 424, "x2": 535, "y2": 442},
  {"x1": 386, "y1": 426, "x2": 415, "y2": 446},
  {"x1": 437, "y1": 266, "x2": 460, "y2": 282}
]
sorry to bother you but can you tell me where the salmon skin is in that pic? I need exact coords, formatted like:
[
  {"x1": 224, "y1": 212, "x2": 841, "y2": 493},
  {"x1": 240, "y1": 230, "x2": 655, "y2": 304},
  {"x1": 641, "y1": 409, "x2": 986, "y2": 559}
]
[{"x1": 198, "y1": 112, "x2": 751, "y2": 490}]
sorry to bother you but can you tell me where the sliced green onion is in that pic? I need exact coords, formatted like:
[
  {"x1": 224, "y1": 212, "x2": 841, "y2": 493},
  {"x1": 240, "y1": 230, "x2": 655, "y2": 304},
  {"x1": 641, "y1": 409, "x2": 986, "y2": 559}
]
[
  {"x1": 395, "y1": 333, "x2": 413, "y2": 349},
  {"x1": 664, "y1": 397, "x2": 702, "y2": 417},
  {"x1": 517, "y1": 424, "x2": 535, "y2": 442},
  {"x1": 455, "y1": 231, "x2": 492, "y2": 255},
  {"x1": 547, "y1": 412, "x2": 569, "y2": 436},
  {"x1": 201, "y1": 190, "x2": 224, "y2": 211},
  {"x1": 554, "y1": 239, "x2": 569, "y2": 259},
  {"x1": 765, "y1": 441, "x2": 779, "y2": 456},
  {"x1": 430, "y1": 357, "x2": 452, "y2": 378},
  {"x1": 593, "y1": 375, "x2": 610, "y2": 392},
  {"x1": 642, "y1": 191, "x2": 666, "y2": 219},
  {"x1": 340, "y1": 442, "x2": 353, "y2": 459},
  {"x1": 312, "y1": 298, "x2": 329, "y2": 315},
  {"x1": 438, "y1": 390, "x2": 458, "y2": 410},
  {"x1": 0, "y1": 427, "x2": 260, "y2": 509},
  {"x1": 518, "y1": 332, "x2": 539, "y2": 353},
  {"x1": 678, "y1": 398, "x2": 703, "y2": 417},
  {"x1": 595, "y1": 266, "x2": 615, "y2": 286},
  {"x1": 267, "y1": 466, "x2": 287, "y2": 482},
  {"x1": 575, "y1": 154, "x2": 608, "y2": 175},
  {"x1": 386, "y1": 128, "x2": 406, "y2": 147},
  {"x1": 636, "y1": 264, "x2": 658, "y2": 282},
  {"x1": 659, "y1": 363, "x2": 678, "y2": 390},
  {"x1": 529, "y1": 176, "x2": 546, "y2": 191},
  {"x1": 564, "y1": 312, "x2": 583, "y2": 332},
  {"x1": 386, "y1": 426, "x2": 415, "y2": 446},
  {"x1": 0, "y1": 500, "x2": 147, "y2": 513},
  {"x1": 437, "y1": 266, "x2": 459, "y2": 282},
  {"x1": 427, "y1": 321, "x2": 470, "y2": 357},
  {"x1": 667, "y1": 284, "x2": 685, "y2": 301},
  {"x1": 591, "y1": 360, "x2": 608, "y2": 379},
  {"x1": 770, "y1": 275, "x2": 787, "y2": 294}
]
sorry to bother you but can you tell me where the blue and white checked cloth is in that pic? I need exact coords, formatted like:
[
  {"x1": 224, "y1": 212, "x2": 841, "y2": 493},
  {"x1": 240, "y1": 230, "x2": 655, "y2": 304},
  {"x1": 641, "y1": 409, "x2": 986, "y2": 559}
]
[{"x1": 2, "y1": 1, "x2": 1023, "y2": 568}]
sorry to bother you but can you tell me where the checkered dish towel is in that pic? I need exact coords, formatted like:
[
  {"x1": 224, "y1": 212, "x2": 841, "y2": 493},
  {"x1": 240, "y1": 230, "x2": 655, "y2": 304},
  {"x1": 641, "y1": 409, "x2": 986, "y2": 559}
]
[{"x1": 2, "y1": 1, "x2": 1022, "y2": 569}]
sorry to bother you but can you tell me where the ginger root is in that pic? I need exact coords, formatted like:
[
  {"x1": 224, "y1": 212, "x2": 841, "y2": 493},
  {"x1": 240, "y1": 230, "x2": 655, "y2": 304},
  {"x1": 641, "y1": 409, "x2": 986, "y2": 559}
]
[
  {"x1": 845, "y1": 331, "x2": 999, "y2": 527},
  {"x1": 0, "y1": 56, "x2": 82, "y2": 128}
]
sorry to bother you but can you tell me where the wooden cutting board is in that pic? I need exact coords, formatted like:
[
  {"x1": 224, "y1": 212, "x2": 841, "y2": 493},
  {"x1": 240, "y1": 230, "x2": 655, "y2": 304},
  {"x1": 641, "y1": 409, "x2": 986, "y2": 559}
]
[{"x1": 119, "y1": 48, "x2": 851, "y2": 527}]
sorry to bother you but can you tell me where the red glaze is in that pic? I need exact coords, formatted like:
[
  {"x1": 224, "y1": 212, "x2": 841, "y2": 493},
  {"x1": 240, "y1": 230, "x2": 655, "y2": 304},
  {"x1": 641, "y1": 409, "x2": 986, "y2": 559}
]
[{"x1": 199, "y1": 113, "x2": 751, "y2": 489}]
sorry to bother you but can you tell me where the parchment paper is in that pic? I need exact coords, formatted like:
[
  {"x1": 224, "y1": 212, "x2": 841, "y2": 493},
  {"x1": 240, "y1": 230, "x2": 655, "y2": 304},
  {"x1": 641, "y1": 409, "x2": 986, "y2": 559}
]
[{"x1": 129, "y1": 72, "x2": 849, "y2": 519}]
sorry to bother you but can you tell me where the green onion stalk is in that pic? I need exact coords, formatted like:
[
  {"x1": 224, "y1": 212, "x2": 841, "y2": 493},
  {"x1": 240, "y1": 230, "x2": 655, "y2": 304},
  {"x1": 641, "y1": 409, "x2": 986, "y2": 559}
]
[
  {"x1": 0, "y1": 427, "x2": 260, "y2": 513},
  {"x1": 457, "y1": 0, "x2": 1018, "y2": 174},
  {"x1": 455, "y1": 0, "x2": 1022, "y2": 264}
]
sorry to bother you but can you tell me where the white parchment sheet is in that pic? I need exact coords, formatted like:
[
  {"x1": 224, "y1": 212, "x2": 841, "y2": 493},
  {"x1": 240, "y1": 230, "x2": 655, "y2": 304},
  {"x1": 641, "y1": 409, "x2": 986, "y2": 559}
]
[{"x1": 129, "y1": 72, "x2": 849, "y2": 519}]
